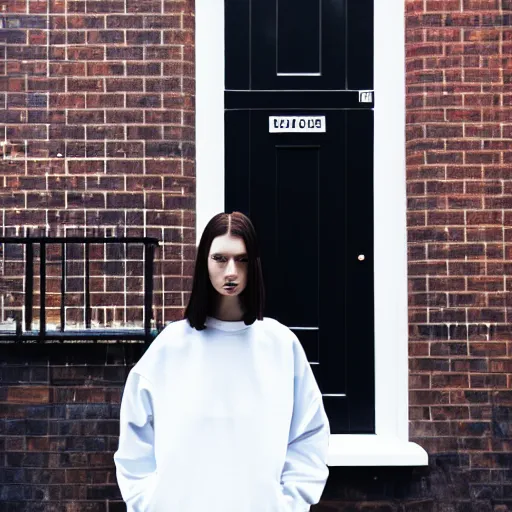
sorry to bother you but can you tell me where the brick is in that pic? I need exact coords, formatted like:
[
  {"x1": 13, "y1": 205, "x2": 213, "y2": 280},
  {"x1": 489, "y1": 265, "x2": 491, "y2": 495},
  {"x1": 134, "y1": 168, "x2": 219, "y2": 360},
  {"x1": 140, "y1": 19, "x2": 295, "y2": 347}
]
[
  {"x1": 127, "y1": 126, "x2": 162, "y2": 140},
  {"x1": 49, "y1": 93, "x2": 85, "y2": 108},
  {"x1": 86, "y1": 125, "x2": 124, "y2": 139},
  {"x1": 1, "y1": 29, "x2": 28, "y2": 44},
  {"x1": 87, "y1": 62, "x2": 125, "y2": 76},
  {"x1": 85, "y1": 177, "x2": 123, "y2": 192},
  {"x1": 6, "y1": 46, "x2": 48, "y2": 60},
  {"x1": 126, "y1": 94, "x2": 162, "y2": 108},
  {"x1": 466, "y1": 181, "x2": 503, "y2": 195},
  {"x1": 426, "y1": 1, "x2": 462, "y2": 10},
  {"x1": 144, "y1": 15, "x2": 181, "y2": 30},
  {"x1": 5, "y1": 210, "x2": 46, "y2": 225},
  {"x1": 127, "y1": 62, "x2": 162, "y2": 75},
  {"x1": 49, "y1": 125, "x2": 85, "y2": 139},
  {"x1": 127, "y1": 0, "x2": 162, "y2": 12},
  {"x1": 86, "y1": 0, "x2": 124, "y2": 12},
  {"x1": 145, "y1": 78, "x2": 181, "y2": 92},
  {"x1": 447, "y1": 196, "x2": 482, "y2": 208},
  {"x1": 26, "y1": 192, "x2": 66, "y2": 208},
  {"x1": 163, "y1": 29, "x2": 194, "y2": 44},
  {"x1": 145, "y1": 46, "x2": 182, "y2": 60},
  {"x1": 146, "y1": 141, "x2": 194, "y2": 158},
  {"x1": 67, "y1": 15, "x2": 105, "y2": 28},
  {"x1": 106, "y1": 193, "x2": 143, "y2": 209},
  {"x1": 126, "y1": 30, "x2": 161, "y2": 44},
  {"x1": 68, "y1": 78, "x2": 104, "y2": 92},
  {"x1": 446, "y1": 139, "x2": 481, "y2": 151},
  {"x1": 463, "y1": 0, "x2": 500, "y2": 10},
  {"x1": 67, "y1": 46, "x2": 105, "y2": 60},
  {"x1": 107, "y1": 14, "x2": 144, "y2": 28},
  {"x1": 63, "y1": 31, "x2": 85, "y2": 43},
  {"x1": 471, "y1": 374, "x2": 507, "y2": 388},
  {"x1": 466, "y1": 211, "x2": 503, "y2": 225},
  {"x1": 86, "y1": 93, "x2": 124, "y2": 108},
  {"x1": 106, "y1": 46, "x2": 144, "y2": 60},
  {"x1": 163, "y1": 93, "x2": 194, "y2": 109},
  {"x1": 106, "y1": 111, "x2": 144, "y2": 124},
  {"x1": 106, "y1": 142, "x2": 143, "y2": 158},
  {"x1": 427, "y1": 211, "x2": 465, "y2": 226},
  {"x1": 25, "y1": 160, "x2": 65, "y2": 175},
  {"x1": 100, "y1": 161, "x2": 141, "y2": 177},
  {"x1": 67, "y1": 110, "x2": 105, "y2": 124},
  {"x1": 28, "y1": 77, "x2": 66, "y2": 93},
  {"x1": 106, "y1": 78, "x2": 144, "y2": 92},
  {"x1": 466, "y1": 124, "x2": 501, "y2": 138},
  {"x1": 0, "y1": 193, "x2": 25, "y2": 208},
  {"x1": 6, "y1": 126, "x2": 47, "y2": 139},
  {"x1": 7, "y1": 386, "x2": 50, "y2": 404},
  {"x1": 87, "y1": 30, "x2": 125, "y2": 44},
  {"x1": 164, "y1": 125, "x2": 194, "y2": 141},
  {"x1": 448, "y1": 261, "x2": 486, "y2": 276},
  {"x1": 67, "y1": 160, "x2": 104, "y2": 175},
  {"x1": 410, "y1": 390, "x2": 450, "y2": 405}
]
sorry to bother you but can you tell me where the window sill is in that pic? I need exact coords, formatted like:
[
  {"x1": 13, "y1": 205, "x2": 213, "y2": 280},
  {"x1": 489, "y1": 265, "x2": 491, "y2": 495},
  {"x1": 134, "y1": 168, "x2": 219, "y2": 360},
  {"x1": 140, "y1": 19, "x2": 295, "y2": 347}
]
[{"x1": 327, "y1": 434, "x2": 428, "y2": 466}]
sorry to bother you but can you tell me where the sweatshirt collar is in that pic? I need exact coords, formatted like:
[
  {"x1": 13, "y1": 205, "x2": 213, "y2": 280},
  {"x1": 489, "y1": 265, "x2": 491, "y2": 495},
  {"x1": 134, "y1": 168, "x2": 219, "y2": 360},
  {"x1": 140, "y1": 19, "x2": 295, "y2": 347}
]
[{"x1": 205, "y1": 316, "x2": 251, "y2": 332}]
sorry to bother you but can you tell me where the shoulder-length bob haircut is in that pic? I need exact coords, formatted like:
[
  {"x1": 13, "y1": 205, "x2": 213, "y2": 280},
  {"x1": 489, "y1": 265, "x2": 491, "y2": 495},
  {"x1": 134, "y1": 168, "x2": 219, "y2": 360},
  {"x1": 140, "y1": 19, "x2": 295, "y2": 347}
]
[{"x1": 184, "y1": 211, "x2": 265, "y2": 330}]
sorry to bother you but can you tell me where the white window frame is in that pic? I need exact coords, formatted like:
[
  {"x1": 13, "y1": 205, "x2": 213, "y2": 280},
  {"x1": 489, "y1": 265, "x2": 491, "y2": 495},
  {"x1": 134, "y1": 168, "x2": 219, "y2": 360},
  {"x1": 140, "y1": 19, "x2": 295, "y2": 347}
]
[{"x1": 195, "y1": 0, "x2": 428, "y2": 466}]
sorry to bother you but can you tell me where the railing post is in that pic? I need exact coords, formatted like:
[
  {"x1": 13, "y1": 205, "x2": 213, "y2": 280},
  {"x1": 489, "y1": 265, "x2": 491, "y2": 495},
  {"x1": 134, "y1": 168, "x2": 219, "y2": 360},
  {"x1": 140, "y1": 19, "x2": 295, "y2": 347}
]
[
  {"x1": 60, "y1": 242, "x2": 66, "y2": 332},
  {"x1": 25, "y1": 242, "x2": 34, "y2": 332},
  {"x1": 85, "y1": 242, "x2": 91, "y2": 329},
  {"x1": 144, "y1": 242, "x2": 155, "y2": 345},
  {"x1": 15, "y1": 313, "x2": 22, "y2": 338},
  {"x1": 39, "y1": 242, "x2": 46, "y2": 341}
]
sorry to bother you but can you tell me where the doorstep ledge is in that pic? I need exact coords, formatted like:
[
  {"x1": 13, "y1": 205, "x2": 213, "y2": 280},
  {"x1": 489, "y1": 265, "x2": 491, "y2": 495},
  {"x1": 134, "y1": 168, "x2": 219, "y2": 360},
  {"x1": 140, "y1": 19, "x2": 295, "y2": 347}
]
[{"x1": 327, "y1": 434, "x2": 428, "y2": 466}]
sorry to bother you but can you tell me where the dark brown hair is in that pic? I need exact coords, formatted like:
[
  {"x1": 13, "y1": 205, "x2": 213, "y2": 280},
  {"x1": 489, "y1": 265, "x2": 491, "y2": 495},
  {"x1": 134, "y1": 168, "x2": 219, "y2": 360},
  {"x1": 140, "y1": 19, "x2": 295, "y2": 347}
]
[{"x1": 184, "y1": 212, "x2": 265, "y2": 330}]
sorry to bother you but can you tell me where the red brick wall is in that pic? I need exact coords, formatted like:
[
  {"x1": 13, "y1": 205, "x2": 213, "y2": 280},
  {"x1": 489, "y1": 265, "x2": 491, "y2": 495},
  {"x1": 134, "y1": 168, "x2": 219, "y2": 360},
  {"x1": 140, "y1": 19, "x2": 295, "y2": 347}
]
[
  {"x1": 0, "y1": 0, "x2": 195, "y2": 331},
  {"x1": 406, "y1": 0, "x2": 512, "y2": 497},
  {"x1": 0, "y1": 344, "x2": 132, "y2": 509}
]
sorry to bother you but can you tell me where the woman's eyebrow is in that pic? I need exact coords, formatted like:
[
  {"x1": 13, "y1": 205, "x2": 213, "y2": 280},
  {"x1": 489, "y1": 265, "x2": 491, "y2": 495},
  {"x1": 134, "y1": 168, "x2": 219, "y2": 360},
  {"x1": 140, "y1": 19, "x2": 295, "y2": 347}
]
[{"x1": 211, "y1": 252, "x2": 248, "y2": 257}]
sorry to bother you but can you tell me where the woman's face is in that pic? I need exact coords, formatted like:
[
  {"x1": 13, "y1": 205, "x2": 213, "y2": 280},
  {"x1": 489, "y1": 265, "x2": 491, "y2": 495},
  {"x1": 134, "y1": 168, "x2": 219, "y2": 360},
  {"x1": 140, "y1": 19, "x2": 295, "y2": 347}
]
[{"x1": 207, "y1": 234, "x2": 248, "y2": 297}]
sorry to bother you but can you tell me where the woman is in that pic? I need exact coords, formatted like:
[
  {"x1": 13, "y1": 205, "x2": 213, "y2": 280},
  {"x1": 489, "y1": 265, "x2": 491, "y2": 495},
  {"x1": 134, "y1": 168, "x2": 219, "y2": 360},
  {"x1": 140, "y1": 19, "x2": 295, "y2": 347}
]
[{"x1": 113, "y1": 212, "x2": 330, "y2": 512}]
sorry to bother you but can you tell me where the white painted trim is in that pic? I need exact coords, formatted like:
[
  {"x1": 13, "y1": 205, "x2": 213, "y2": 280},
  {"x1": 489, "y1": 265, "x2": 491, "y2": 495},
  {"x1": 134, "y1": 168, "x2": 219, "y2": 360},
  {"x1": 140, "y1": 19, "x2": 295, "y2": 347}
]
[
  {"x1": 195, "y1": 0, "x2": 225, "y2": 242},
  {"x1": 328, "y1": 435, "x2": 427, "y2": 466},
  {"x1": 195, "y1": 0, "x2": 428, "y2": 466}
]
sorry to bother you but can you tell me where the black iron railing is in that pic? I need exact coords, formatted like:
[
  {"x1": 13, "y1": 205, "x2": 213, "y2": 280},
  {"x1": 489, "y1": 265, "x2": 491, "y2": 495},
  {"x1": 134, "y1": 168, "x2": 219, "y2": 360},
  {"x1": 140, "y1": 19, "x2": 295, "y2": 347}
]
[{"x1": 0, "y1": 236, "x2": 160, "y2": 344}]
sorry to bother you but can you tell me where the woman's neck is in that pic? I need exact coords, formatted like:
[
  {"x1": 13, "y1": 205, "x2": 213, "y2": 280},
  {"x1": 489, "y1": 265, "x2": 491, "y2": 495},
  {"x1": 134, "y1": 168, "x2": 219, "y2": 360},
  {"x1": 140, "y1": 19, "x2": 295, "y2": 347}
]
[{"x1": 212, "y1": 296, "x2": 245, "y2": 321}]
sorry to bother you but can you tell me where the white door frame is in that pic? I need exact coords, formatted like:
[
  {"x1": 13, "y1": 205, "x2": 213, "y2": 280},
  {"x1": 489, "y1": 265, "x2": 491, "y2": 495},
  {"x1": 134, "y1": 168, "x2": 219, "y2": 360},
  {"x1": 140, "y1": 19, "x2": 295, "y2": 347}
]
[{"x1": 195, "y1": 0, "x2": 427, "y2": 466}]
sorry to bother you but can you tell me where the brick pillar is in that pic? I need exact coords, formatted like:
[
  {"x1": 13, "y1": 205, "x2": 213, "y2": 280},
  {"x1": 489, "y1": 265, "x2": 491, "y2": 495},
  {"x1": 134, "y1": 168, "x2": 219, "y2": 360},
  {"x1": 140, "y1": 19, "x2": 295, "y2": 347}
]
[{"x1": 406, "y1": 0, "x2": 512, "y2": 499}]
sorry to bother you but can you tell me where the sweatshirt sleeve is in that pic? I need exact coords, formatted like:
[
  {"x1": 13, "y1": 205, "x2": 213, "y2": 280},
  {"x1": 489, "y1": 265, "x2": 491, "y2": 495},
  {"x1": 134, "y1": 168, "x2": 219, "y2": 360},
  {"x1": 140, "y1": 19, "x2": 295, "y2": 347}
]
[
  {"x1": 279, "y1": 336, "x2": 330, "y2": 512},
  {"x1": 113, "y1": 370, "x2": 159, "y2": 512}
]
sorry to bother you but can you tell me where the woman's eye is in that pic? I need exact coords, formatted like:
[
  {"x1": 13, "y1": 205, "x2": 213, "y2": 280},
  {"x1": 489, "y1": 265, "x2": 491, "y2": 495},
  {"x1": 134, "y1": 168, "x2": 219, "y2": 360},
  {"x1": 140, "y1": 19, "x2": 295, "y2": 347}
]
[{"x1": 212, "y1": 255, "x2": 247, "y2": 263}]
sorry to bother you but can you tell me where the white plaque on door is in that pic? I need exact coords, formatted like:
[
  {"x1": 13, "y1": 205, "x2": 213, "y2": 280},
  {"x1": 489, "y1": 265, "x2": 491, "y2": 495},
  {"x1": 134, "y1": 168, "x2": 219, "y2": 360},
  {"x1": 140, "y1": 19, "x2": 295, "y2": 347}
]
[{"x1": 269, "y1": 116, "x2": 326, "y2": 133}]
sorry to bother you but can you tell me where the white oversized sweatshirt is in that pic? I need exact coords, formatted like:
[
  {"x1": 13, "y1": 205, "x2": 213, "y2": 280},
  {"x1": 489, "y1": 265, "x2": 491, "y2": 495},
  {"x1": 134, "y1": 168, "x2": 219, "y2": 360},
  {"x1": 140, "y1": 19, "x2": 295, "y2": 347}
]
[{"x1": 113, "y1": 316, "x2": 330, "y2": 512}]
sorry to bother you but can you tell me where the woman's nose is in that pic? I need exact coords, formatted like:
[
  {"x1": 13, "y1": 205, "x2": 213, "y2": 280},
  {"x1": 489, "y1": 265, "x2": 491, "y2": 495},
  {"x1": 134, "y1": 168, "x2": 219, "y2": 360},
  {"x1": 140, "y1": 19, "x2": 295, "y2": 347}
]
[{"x1": 225, "y1": 258, "x2": 237, "y2": 276}]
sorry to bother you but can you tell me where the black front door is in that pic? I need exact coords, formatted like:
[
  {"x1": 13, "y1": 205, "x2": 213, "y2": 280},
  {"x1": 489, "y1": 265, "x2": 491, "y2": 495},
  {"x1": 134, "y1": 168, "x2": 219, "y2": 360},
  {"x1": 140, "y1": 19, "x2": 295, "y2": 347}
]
[{"x1": 224, "y1": 0, "x2": 375, "y2": 434}]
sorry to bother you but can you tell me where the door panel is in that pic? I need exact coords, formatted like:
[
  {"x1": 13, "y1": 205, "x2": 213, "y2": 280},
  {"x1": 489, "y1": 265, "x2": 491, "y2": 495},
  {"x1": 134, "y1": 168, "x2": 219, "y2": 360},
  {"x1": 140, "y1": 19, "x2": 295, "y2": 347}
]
[
  {"x1": 225, "y1": 0, "x2": 373, "y2": 91},
  {"x1": 276, "y1": 0, "x2": 321, "y2": 75}
]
